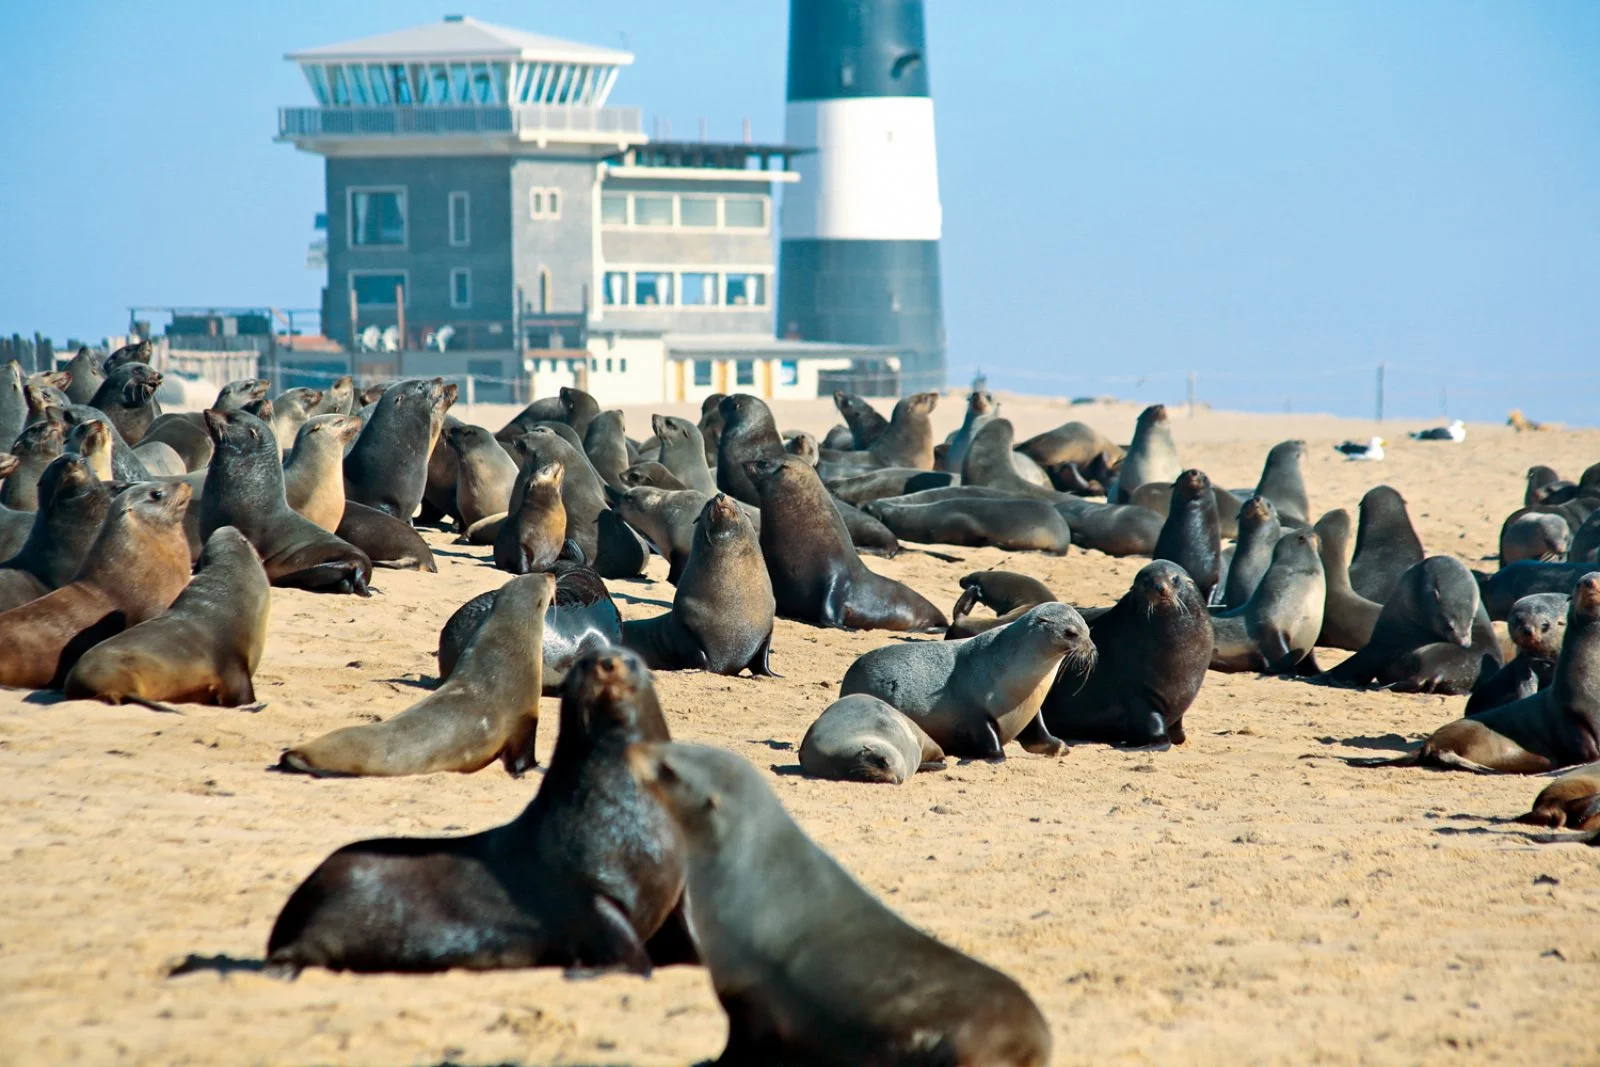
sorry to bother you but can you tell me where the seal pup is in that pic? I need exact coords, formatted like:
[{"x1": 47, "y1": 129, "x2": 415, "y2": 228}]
[
  {"x1": 63, "y1": 348, "x2": 105, "y2": 405},
  {"x1": 649, "y1": 414, "x2": 716, "y2": 494},
  {"x1": 0, "y1": 455, "x2": 110, "y2": 612},
  {"x1": 627, "y1": 742, "x2": 1052, "y2": 1066},
  {"x1": 1347, "y1": 486, "x2": 1425, "y2": 603},
  {"x1": 622, "y1": 494, "x2": 775, "y2": 675},
  {"x1": 438, "y1": 563, "x2": 621, "y2": 693},
  {"x1": 950, "y1": 570, "x2": 1057, "y2": 628},
  {"x1": 1054, "y1": 496, "x2": 1163, "y2": 557},
  {"x1": 199, "y1": 409, "x2": 372, "y2": 595},
  {"x1": 494, "y1": 458, "x2": 567, "y2": 573},
  {"x1": 282, "y1": 413, "x2": 362, "y2": 532},
  {"x1": 0, "y1": 481, "x2": 192, "y2": 689},
  {"x1": 1312, "y1": 509, "x2": 1382, "y2": 651},
  {"x1": 65, "y1": 419, "x2": 120, "y2": 482},
  {"x1": 1209, "y1": 528, "x2": 1325, "y2": 674},
  {"x1": 1220, "y1": 496, "x2": 1281, "y2": 609},
  {"x1": 841, "y1": 602, "x2": 1091, "y2": 758},
  {"x1": 1043, "y1": 560, "x2": 1213, "y2": 749},
  {"x1": 88, "y1": 361, "x2": 163, "y2": 445},
  {"x1": 833, "y1": 390, "x2": 891, "y2": 449},
  {"x1": 267, "y1": 648, "x2": 687, "y2": 975},
  {"x1": 342, "y1": 377, "x2": 444, "y2": 520},
  {"x1": 1152, "y1": 469, "x2": 1223, "y2": 601},
  {"x1": 1110, "y1": 403, "x2": 1180, "y2": 503},
  {"x1": 1500, "y1": 512, "x2": 1571, "y2": 565},
  {"x1": 799, "y1": 694, "x2": 946, "y2": 783},
  {"x1": 279, "y1": 572, "x2": 554, "y2": 777},
  {"x1": 1464, "y1": 592, "x2": 1568, "y2": 716},
  {"x1": 784, "y1": 429, "x2": 820, "y2": 467},
  {"x1": 1516, "y1": 764, "x2": 1600, "y2": 830},
  {"x1": 336, "y1": 501, "x2": 437, "y2": 571},
  {"x1": 0, "y1": 418, "x2": 66, "y2": 512},
  {"x1": 865, "y1": 494, "x2": 1071, "y2": 554},
  {"x1": 715, "y1": 393, "x2": 786, "y2": 506},
  {"x1": 271, "y1": 387, "x2": 323, "y2": 446},
  {"x1": 505, "y1": 427, "x2": 608, "y2": 566},
  {"x1": 1360, "y1": 574, "x2": 1600, "y2": 774},
  {"x1": 62, "y1": 526, "x2": 269, "y2": 708},
  {"x1": 1250, "y1": 440, "x2": 1311, "y2": 527},
  {"x1": 746, "y1": 455, "x2": 946, "y2": 631}
]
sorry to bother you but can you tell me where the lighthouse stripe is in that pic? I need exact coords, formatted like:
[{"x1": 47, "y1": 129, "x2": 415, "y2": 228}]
[{"x1": 781, "y1": 97, "x2": 941, "y2": 242}]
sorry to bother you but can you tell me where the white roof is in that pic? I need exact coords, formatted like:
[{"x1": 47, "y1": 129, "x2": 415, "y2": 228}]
[{"x1": 287, "y1": 16, "x2": 633, "y2": 66}]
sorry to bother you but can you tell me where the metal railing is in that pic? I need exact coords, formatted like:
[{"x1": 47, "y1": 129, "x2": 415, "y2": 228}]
[{"x1": 278, "y1": 104, "x2": 644, "y2": 139}]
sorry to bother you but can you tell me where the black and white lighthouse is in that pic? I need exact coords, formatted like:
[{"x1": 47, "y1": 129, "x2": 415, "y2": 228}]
[{"x1": 779, "y1": 0, "x2": 946, "y2": 393}]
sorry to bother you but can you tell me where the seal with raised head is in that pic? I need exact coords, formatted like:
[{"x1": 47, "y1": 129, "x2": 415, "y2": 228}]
[
  {"x1": 0, "y1": 481, "x2": 192, "y2": 689},
  {"x1": 1128, "y1": 479, "x2": 1244, "y2": 539},
  {"x1": 1209, "y1": 528, "x2": 1325, "y2": 674},
  {"x1": 1111, "y1": 403, "x2": 1180, "y2": 503},
  {"x1": 605, "y1": 483, "x2": 713, "y2": 583},
  {"x1": 622, "y1": 493, "x2": 776, "y2": 675},
  {"x1": 343, "y1": 377, "x2": 445, "y2": 520},
  {"x1": 1220, "y1": 496, "x2": 1281, "y2": 608},
  {"x1": 282, "y1": 413, "x2": 362, "y2": 532},
  {"x1": 1, "y1": 360, "x2": 29, "y2": 447},
  {"x1": 87, "y1": 361, "x2": 163, "y2": 445},
  {"x1": 63, "y1": 525, "x2": 269, "y2": 708},
  {"x1": 444, "y1": 422, "x2": 518, "y2": 530},
  {"x1": 0, "y1": 456, "x2": 28, "y2": 559},
  {"x1": 279, "y1": 572, "x2": 554, "y2": 778},
  {"x1": 697, "y1": 392, "x2": 727, "y2": 464},
  {"x1": 746, "y1": 455, "x2": 946, "y2": 631},
  {"x1": 649, "y1": 414, "x2": 716, "y2": 494},
  {"x1": 1464, "y1": 592, "x2": 1568, "y2": 716},
  {"x1": 496, "y1": 386, "x2": 600, "y2": 445},
  {"x1": 832, "y1": 391, "x2": 891, "y2": 449},
  {"x1": 1516, "y1": 764, "x2": 1600, "y2": 830},
  {"x1": 1347, "y1": 486, "x2": 1425, "y2": 603},
  {"x1": 494, "y1": 457, "x2": 567, "y2": 573},
  {"x1": 798, "y1": 694, "x2": 946, "y2": 784},
  {"x1": 271, "y1": 387, "x2": 323, "y2": 446},
  {"x1": 824, "y1": 391, "x2": 939, "y2": 470},
  {"x1": 865, "y1": 493, "x2": 1071, "y2": 554},
  {"x1": 626, "y1": 742, "x2": 1052, "y2": 1066},
  {"x1": 1309, "y1": 508, "x2": 1382, "y2": 651},
  {"x1": 0, "y1": 418, "x2": 66, "y2": 512},
  {"x1": 583, "y1": 409, "x2": 631, "y2": 489},
  {"x1": 267, "y1": 647, "x2": 689, "y2": 975},
  {"x1": 842, "y1": 602, "x2": 1092, "y2": 758},
  {"x1": 715, "y1": 393, "x2": 785, "y2": 506},
  {"x1": 199, "y1": 409, "x2": 372, "y2": 595},
  {"x1": 0, "y1": 455, "x2": 110, "y2": 613},
  {"x1": 958, "y1": 418, "x2": 1058, "y2": 499},
  {"x1": 1250, "y1": 440, "x2": 1311, "y2": 526},
  {"x1": 1043, "y1": 560, "x2": 1213, "y2": 749},
  {"x1": 505, "y1": 426, "x2": 608, "y2": 565},
  {"x1": 308, "y1": 374, "x2": 355, "y2": 416},
  {"x1": 1152, "y1": 469, "x2": 1223, "y2": 601},
  {"x1": 62, "y1": 348, "x2": 105, "y2": 405},
  {"x1": 142, "y1": 380, "x2": 270, "y2": 473}
]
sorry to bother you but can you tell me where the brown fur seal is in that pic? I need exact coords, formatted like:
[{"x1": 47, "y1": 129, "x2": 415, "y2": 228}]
[
  {"x1": 865, "y1": 493, "x2": 1071, "y2": 553},
  {"x1": 1, "y1": 418, "x2": 66, "y2": 512},
  {"x1": 494, "y1": 457, "x2": 566, "y2": 573},
  {"x1": 1111, "y1": 403, "x2": 1180, "y2": 503},
  {"x1": 746, "y1": 455, "x2": 946, "y2": 631},
  {"x1": 102, "y1": 338, "x2": 153, "y2": 373},
  {"x1": 1, "y1": 360, "x2": 28, "y2": 447},
  {"x1": 1220, "y1": 496, "x2": 1281, "y2": 608},
  {"x1": 63, "y1": 348, "x2": 105, "y2": 405},
  {"x1": 1054, "y1": 496, "x2": 1162, "y2": 557},
  {"x1": 279, "y1": 572, "x2": 554, "y2": 777},
  {"x1": 651, "y1": 414, "x2": 715, "y2": 494},
  {"x1": 1017, "y1": 417, "x2": 1124, "y2": 470},
  {"x1": 697, "y1": 392, "x2": 727, "y2": 464},
  {"x1": 1571, "y1": 510, "x2": 1600, "y2": 564},
  {"x1": 799, "y1": 694, "x2": 946, "y2": 783},
  {"x1": 1311, "y1": 508, "x2": 1383, "y2": 650},
  {"x1": 833, "y1": 391, "x2": 891, "y2": 448},
  {"x1": 88, "y1": 361, "x2": 163, "y2": 445},
  {"x1": 619, "y1": 461, "x2": 688, "y2": 490},
  {"x1": 605, "y1": 483, "x2": 724, "y2": 583},
  {"x1": 583, "y1": 409, "x2": 631, "y2": 489},
  {"x1": 715, "y1": 393, "x2": 785, "y2": 506},
  {"x1": 1360, "y1": 573, "x2": 1600, "y2": 774},
  {"x1": 444, "y1": 422, "x2": 517, "y2": 529},
  {"x1": 199, "y1": 410, "x2": 372, "y2": 595},
  {"x1": 142, "y1": 377, "x2": 271, "y2": 472},
  {"x1": 307, "y1": 375, "x2": 355, "y2": 416},
  {"x1": 0, "y1": 481, "x2": 192, "y2": 689},
  {"x1": 1251, "y1": 440, "x2": 1311, "y2": 526},
  {"x1": 958, "y1": 417, "x2": 1058, "y2": 500},
  {"x1": 267, "y1": 647, "x2": 690, "y2": 974},
  {"x1": 62, "y1": 525, "x2": 269, "y2": 708},
  {"x1": 622, "y1": 493, "x2": 775, "y2": 675},
  {"x1": 626, "y1": 742, "x2": 1052, "y2": 1066},
  {"x1": 419, "y1": 414, "x2": 462, "y2": 526},
  {"x1": 1209, "y1": 528, "x2": 1325, "y2": 674},
  {"x1": 343, "y1": 378, "x2": 445, "y2": 520},
  {"x1": 505, "y1": 427, "x2": 608, "y2": 566},
  {"x1": 1526, "y1": 465, "x2": 1571, "y2": 507},
  {"x1": 0, "y1": 456, "x2": 27, "y2": 559},
  {"x1": 65, "y1": 419, "x2": 117, "y2": 481},
  {"x1": 267, "y1": 386, "x2": 320, "y2": 443},
  {"x1": 825, "y1": 467, "x2": 955, "y2": 507},
  {"x1": 1464, "y1": 592, "x2": 1568, "y2": 716},
  {"x1": 1043, "y1": 560, "x2": 1213, "y2": 749},
  {"x1": 336, "y1": 501, "x2": 437, "y2": 571},
  {"x1": 1153, "y1": 469, "x2": 1223, "y2": 601},
  {"x1": 0, "y1": 455, "x2": 110, "y2": 612},
  {"x1": 1516, "y1": 764, "x2": 1600, "y2": 829},
  {"x1": 1347, "y1": 486, "x2": 1425, "y2": 603},
  {"x1": 1128, "y1": 479, "x2": 1243, "y2": 539},
  {"x1": 496, "y1": 386, "x2": 600, "y2": 445},
  {"x1": 842, "y1": 601, "x2": 1090, "y2": 757},
  {"x1": 946, "y1": 570, "x2": 1058, "y2": 636},
  {"x1": 821, "y1": 392, "x2": 938, "y2": 470},
  {"x1": 283, "y1": 413, "x2": 362, "y2": 532}
]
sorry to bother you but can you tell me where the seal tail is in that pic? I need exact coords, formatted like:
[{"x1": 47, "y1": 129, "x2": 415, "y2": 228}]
[
  {"x1": 122, "y1": 695, "x2": 187, "y2": 715},
  {"x1": 1346, "y1": 748, "x2": 1500, "y2": 773}
]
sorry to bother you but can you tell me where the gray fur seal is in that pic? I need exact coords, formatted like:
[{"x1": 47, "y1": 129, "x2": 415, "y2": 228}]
[
  {"x1": 1054, "y1": 496, "x2": 1162, "y2": 557},
  {"x1": 1251, "y1": 440, "x2": 1310, "y2": 526},
  {"x1": 1111, "y1": 404, "x2": 1180, "y2": 503},
  {"x1": 833, "y1": 391, "x2": 891, "y2": 448},
  {"x1": 798, "y1": 694, "x2": 946, "y2": 783},
  {"x1": 626, "y1": 741, "x2": 1052, "y2": 1066},
  {"x1": 1465, "y1": 592, "x2": 1568, "y2": 716},
  {"x1": 1500, "y1": 512, "x2": 1570, "y2": 565},
  {"x1": 0, "y1": 418, "x2": 66, "y2": 511},
  {"x1": 865, "y1": 494, "x2": 1071, "y2": 554},
  {"x1": 343, "y1": 378, "x2": 446, "y2": 520},
  {"x1": 651, "y1": 414, "x2": 716, "y2": 494},
  {"x1": 1312, "y1": 508, "x2": 1383, "y2": 651},
  {"x1": 1219, "y1": 496, "x2": 1281, "y2": 608},
  {"x1": 1209, "y1": 528, "x2": 1325, "y2": 674},
  {"x1": 1478, "y1": 560, "x2": 1600, "y2": 620},
  {"x1": 283, "y1": 413, "x2": 362, "y2": 532},
  {"x1": 715, "y1": 393, "x2": 786, "y2": 505},
  {"x1": 0, "y1": 455, "x2": 110, "y2": 613},
  {"x1": 88, "y1": 361, "x2": 163, "y2": 445},
  {"x1": 1347, "y1": 486, "x2": 1425, "y2": 603}
]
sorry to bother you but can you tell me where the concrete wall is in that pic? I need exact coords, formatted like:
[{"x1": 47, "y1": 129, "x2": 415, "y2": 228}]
[{"x1": 509, "y1": 156, "x2": 600, "y2": 319}]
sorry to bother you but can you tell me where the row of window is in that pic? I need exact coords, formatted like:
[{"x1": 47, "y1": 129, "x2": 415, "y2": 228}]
[
  {"x1": 690, "y1": 360, "x2": 800, "y2": 388},
  {"x1": 302, "y1": 60, "x2": 615, "y2": 109},
  {"x1": 601, "y1": 193, "x2": 766, "y2": 231},
  {"x1": 351, "y1": 186, "x2": 565, "y2": 250},
  {"x1": 350, "y1": 270, "x2": 471, "y2": 309},
  {"x1": 602, "y1": 269, "x2": 768, "y2": 308}
]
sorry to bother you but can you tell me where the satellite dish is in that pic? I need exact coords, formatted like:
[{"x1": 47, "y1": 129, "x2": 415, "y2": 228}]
[
  {"x1": 380, "y1": 325, "x2": 399, "y2": 352},
  {"x1": 359, "y1": 325, "x2": 381, "y2": 352},
  {"x1": 433, "y1": 324, "x2": 455, "y2": 352}
]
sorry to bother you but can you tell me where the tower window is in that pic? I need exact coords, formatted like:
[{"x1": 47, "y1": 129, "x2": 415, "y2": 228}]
[
  {"x1": 448, "y1": 191, "x2": 469, "y2": 246},
  {"x1": 450, "y1": 268, "x2": 472, "y2": 309},
  {"x1": 603, "y1": 271, "x2": 628, "y2": 306},
  {"x1": 530, "y1": 186, "x2": 562, "y2": 220},
  {"x1": 350, "y1": 271, "x2": 407, "y2": 306},
  {"x1": 349, "y1": 188, "x2": 406, "y2": 247}
]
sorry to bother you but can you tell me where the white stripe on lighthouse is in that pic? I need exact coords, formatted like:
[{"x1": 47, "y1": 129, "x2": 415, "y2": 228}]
[{"x1": 781, "y1": 97, "x2": 942, "y2": 242}]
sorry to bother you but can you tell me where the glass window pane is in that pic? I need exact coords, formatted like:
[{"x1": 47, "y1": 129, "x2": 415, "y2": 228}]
[
  {"x1": 472, "y1": 63, "x2": 493, "y2": 104},
  {"x1": 547, "y1": 189, "x2": 560, "y2": 217},
  {"x1": 391, "y1": 64, "x2": 412, "y2": 104},
  {"x1": 431, "y1": 64, "x2": 450, "y2": 104},
  {"x1": 693, "y1": 360, "x2": 712, "y2": 387},
  {"x1": 328, "y1": 65, "x2": 349, "y2": 105},
  {"x1": 347, "y1": 65, "x2": 370, "y2": 105},
  {"x1": 305, "y1": 65, "x2": 330, "y2": 105},
  {"x1": 601, "y1": 194, "x2": 627, "y2": 224},
  {"x1": 735, "y1": 360, "x2": 755, "y2": 386},
  {"x1": 724, "y1": 273, "x2": 765, "y2": 306},
  {"x1": 633, "y1": 195, "x2": 672, "y2": 226},
  {"x1": 368, "y1": 64, "x2": 391, "y2": 104},
  {"x1": 680, "y1": 272, "x2": 717, "y2": 306},
  {"x1": 350, "y1": 190, "x2": 405, "y2": 246},
  {"x1": 411, "y1": 64, "x2": 430, "y2": 104},
  {"x1": 352, "y1": 273, "x2": 406, "y2": 305},
  {"x1": 450, "y1": 63, "x2": 470, "y2": 103},
  {"x1": 491, "y1": 62, "x2": 509, "y2": 104},
  {"x1": 603, "y1": 272, "x2": 628, "y2": 306},
  {"x1": 680, "y1": 197, "x2": 716, "y2": 227},
  {"x1": 449, "y1": 193, "x2": 468, "y2": 245},
  {"x1": 780, "y1": 360, "x2": 799, "y2": 386},
  {"x1": 724, "y1": 198, "x2": 765, "y2": 228},
  {"x1": 452, "y1": 269, "x2": 471, "y2": 307},
  {"x1": 633, "y1": 272, "x2": 672, "y2": 306},
  {"x1": 531, "y1": 189, "x2": 544, "y2": 217}
]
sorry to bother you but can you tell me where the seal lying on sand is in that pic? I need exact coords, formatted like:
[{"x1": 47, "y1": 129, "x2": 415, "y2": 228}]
[
  {"x1": 798, "y1": 694, "x2": 946, "y2": 784},
  {"x1": 1464, "y1": 592, "x2": 1568, "y2": 716}
]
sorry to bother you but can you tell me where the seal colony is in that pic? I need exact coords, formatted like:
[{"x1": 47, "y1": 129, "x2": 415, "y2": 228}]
[{"x1": 4, "y1": 369, "x2": 1598, "y2": 1063}]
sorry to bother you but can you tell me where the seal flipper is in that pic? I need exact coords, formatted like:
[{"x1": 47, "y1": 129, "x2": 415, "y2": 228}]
[
  {"x1": 946, "y1": 716, "x2": 1005, "y2": 761},
  {"x1": 499, "y1": 714, "x2": 539, "y2": 776},
  {"x1": 1016, "y1": 712, "x2": 1068, "y2": 757},
  {"x1": 1119, "y1": 707, "x2": 1173, "y2": 752},
  {"x1": 217, "y1": 660, "x2": 256, "y2": 706},
  {"x1": 1315, "y1": 644, "x2": 1380, "y2": 687},
  {"x1": 745, "y1": 632, "x2": 779, "y2": 678},
  {"x1": 566, "y1": 894, "x2": 652, "y2": 978},
  {"x1": 1294, "y1": 650, "x2": 1322, "y2": 677},
  {"x1": 643, "y1": 900, "x2": 699, "y2": 966}
]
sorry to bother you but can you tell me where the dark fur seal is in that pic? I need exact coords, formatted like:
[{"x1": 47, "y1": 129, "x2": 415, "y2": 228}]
[
  {"x1": 507, "y1": 427, "x2": 608, "y2": 566},
  {"x1": 715, "y1": 393, "x2": 785, "y2": 506},
  {"x1": 437, "y1": 563, "x2": 621, "y2": 693},
  {"x1": 746, "y1": 455, "x2": 946, "y2": 631},
  {"x1": 627, "y1": 742, "x2": 1051, "y2": 1066},
  {"x1": 1209, "y1": 528, "x2": 1325, "y2": 674},
  {"x1": 283, "y1": 413, "x2": 362, "y2": 531},
  {"x1": 1111, "y1": 404, "x2": 1180, "y2": 503},
  {"x1": 958, "y1": 418, "x2": 1058, "y2": 500},
  {"x1": 0, "y1": 455, "x2": 110, "y2": 612},
  {"x1": 199, "y1": 410, "x2": 372, "y2": 595},
  {"x1": 1465, "y1": 592, "x2": 1568, "y2": 716},
  {"x1": 865, "y1": 494, "x2": 1071, "y2": 553},
  {"x1": 279, "y1": 572, "x2": 554, "y2": 777},
  {"x1": 606, "y1": 483, "x2": 715, "y2": 584},
  {"x1": 496, "y1": 386, "x2": 600, "y2": 445},
  {"x1": 825, "y1": 467, "x2": 954, "y2": 507},
  {"x1": 697, "y1": 392, "x2": 727, "y2": 464},
  {"x1": 0, "y1": 361, "x2": 24, "y2": 448},
  {"x1": 1347, "y1": 486, "x2": 1425, "y2": 602},
  {"x1": 63, "y1": 348, "x2": 105, "y2": 405},
  {"x1": 650, "y1": 414, "x2": 716, "y2": 494},
  {"x1": 1016, "y1": 417, "x2": 1123, "y2": 470},
  {"x1": 0, "y1": 481, "x2": 192, "y2": 689},
  {"x1": 1128, "y1": 479, "x2": 1243, "y2": 539},
  {"x1": 623, "y1": 494, "x2": 776, "y2": 675},
  {"x1": 1043, "y1": 560, "x2": 1213, "y2": 749},
  {"x1": 951, "y1": 570, "x2": 1056, "y2": 624},
  {"x1": 833, "y1": 391, "x2": 891, "y2": 448},
  {"x1": 337, "y1": 501, "x2": 436, "y2": 571},
  {"x1": 1477, "y1": 560, "x2": 1599, "y2": 620},
  {"x1": 267, "y1": 648, "x2": 688, "y2": 975},
  {"x1": 1572, "y1": 509, "x2": 1600, "y2": 563},
  {"x1": 584, "y1": 410, "x2": 630, "y2": 488},
  {"x1": 1516, "y1": 764, "x2": 1600, "y2": 830},
  {"x1": 494, "y1": 457, "x2": 566, "y2": 574},
  {"x1": 1220, "y1": 496, "x2": 1281, "y2": 608},
  {"x1": 822, "y1": 392, "x2": 938, "y2": 470},
  {"x1": 1251, "y1": 440, "x2": 1310, "y2": 526},
  {"x1": 63, "y1": 526, "x2": 269, "y2": 707},
  {"x1": 1152, "y1": 469, "x2": 1223, "y2": 601},
  {"x1": 832, "y1": 495, "x2": 901, "y2": 555},
  {"x1": 798, "y1": 694, "x2": 946, "y2": 783},
  {"x1": 0, "y1": 418, "x2": 66, "y2": 512},
  {"x1": 343, "y1": 378, "x2": 445, "y2": 520},
  {"x1": 1312, "y1": 508, "x2": 1382, "y2": 650},
  {"x1": 1500, "y1": 511, "x2": 1570, "y2": 566},
  {"x1": 88, "y1": 361, "x2": 163, "y2": 445},
  {"x1": 842, "y1": 602, "x2": 1090, "y2": 758},
  {"x1": 1054, "y1": 496, "x2": 1162, "y2": 557}
]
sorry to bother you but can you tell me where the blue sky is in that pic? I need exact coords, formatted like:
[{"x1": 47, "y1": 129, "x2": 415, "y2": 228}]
[{"x1": 1, "y1": 2, "x2": 1596, "y2": 423}]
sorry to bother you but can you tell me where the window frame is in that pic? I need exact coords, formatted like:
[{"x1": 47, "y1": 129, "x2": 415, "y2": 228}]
[
  {"x1": 347, "y1": 185, "x2": 408, "y2": 250},
  {"x1": 448, "y1": 191, "x2": 470, "y2": 247},
  {"x1": 692, "y1": 360, "x2": 713, "y2": 387},
  {"x1": 530, "y1": 186, "x2": 562, "y2": 221},
  {"x1": 721, "y1": 196, "x2": 768, "y2": 231},
  {"x1": 348, "y1": 268, "x2": 409, "y2": 308},
  {"x1": 449, "y1": 267, "x2": 472, "y2": 310},
  {"x1": 734, "y1": 360, "x2": 755, "y2": 387},
  {"x1": 597, "y1": 265, "x2": 770, "y2": 311}
]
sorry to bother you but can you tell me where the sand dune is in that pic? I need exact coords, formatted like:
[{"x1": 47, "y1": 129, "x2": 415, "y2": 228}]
[{"x1": 2, "y1": 394, "x2": 1597, "y2": 1065}]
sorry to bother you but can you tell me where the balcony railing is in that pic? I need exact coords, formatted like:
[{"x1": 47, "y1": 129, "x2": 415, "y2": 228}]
[{"x1": 278, "y1": 104, "x2": 644, "y2": 141}]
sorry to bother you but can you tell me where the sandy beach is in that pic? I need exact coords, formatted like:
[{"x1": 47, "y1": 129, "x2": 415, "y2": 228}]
[{"x1": 2, "y1": 394, "x2": 1597, "y2": 1066}]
